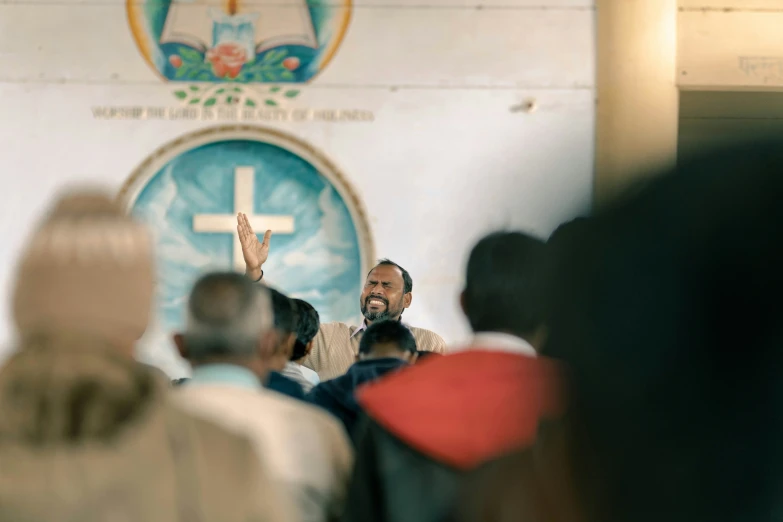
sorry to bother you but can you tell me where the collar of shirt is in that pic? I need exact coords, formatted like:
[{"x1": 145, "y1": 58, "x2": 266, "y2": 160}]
[
  {"x1": 349, "y1": 320, "x2": 413, "y2": 340},
  {"x1": 462, "y1": 331, "x2": 537, "y2": 357},
  {"x1": 189, "y1": 363, "x2": 262, "y2": 390},
  {"x1": 349, "y1": 321, "x2": 369, "y2": 339}
]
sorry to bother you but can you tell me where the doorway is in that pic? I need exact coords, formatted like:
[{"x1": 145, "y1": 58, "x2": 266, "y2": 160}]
[{"x1": 678, "y1": 91, "x2": 783, "y2": 160}]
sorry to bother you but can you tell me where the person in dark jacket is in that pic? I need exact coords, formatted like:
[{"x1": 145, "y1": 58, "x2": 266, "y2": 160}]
[
  {"x1": 307, "y1": 320, "x2": 417, "y2": 440},
  {"x1": 455, "y1": 141, "x2": 783, "y2": 522},
  {"x1": 342, "y1": 231, "x2": 562, "y2": 522}
]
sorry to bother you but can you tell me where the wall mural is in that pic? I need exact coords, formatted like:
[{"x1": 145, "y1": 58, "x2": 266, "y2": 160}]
[
  {"x1": 128, "y1": 0, "x2": 351, "y2": 84},
  {"x1": 127, "y1": 0, "x2": 352, "y2": 107},
  {"x1": 118, "y1": 126, "x2": 374, "y2": 376}
]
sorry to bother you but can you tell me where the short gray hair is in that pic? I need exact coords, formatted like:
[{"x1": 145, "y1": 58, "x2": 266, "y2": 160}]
[{"x1": 183, "y1": 272, "x2": 272, "y2": 359}]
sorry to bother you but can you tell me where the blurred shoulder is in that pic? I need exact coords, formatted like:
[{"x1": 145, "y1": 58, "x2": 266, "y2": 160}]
[
  {"x1": 408, "y1": 326, "x2": 447, "y2": 353},
  {"x1": 256, "y1": 386, "x2": 345, "y2": 428},
  {"x1": 319, "y1": 321, "x2": 359, "y2": 337}
]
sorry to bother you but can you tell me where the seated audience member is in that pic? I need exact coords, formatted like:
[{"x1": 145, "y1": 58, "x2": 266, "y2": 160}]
[
  {"x1": 281, "y1": 298, "x2": 321, "y2": 392},
  {"x1": 455, "y1": 141, "x2": 783, "y2": 522},
  {"x1": 265, "y1": 287, "x2": 307, "y2": 400},
  {"x1": 343, "y1": 231, "x2": 562, "y2": 522},
  {"x1": 173, "y1": 272, "x2": 353, "y2": 522},
  {"x1": 307, "y1": 320, "x2": 417, "y2": 439},
  {"x1": 237, "y1": 215, "x2": 447, "y2": 380},
  {"x1": 0, "y1": 191, "x2": 286, "y2": 522}
]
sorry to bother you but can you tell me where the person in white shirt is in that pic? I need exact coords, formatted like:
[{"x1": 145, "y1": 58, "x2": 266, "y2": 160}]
[
  {"x1": 281, "y1": 298, "x2": 322, "y2": 392},
  {"x1": 172, "y1": 272, "x2": 353, "y2": 522}
]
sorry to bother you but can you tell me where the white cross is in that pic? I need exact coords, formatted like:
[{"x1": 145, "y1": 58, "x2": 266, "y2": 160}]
[{"x1": 193, "y1": 166, "x2": 295, "y2": 272}]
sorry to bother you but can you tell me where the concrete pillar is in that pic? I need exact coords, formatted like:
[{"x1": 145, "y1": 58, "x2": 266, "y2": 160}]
[{"x1": 594, "y1": 0, "x2": 679, "y2": 206}]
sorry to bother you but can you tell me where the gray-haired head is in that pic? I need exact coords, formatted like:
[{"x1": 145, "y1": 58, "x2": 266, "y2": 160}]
[{"x1": 182, "y1": 272, "x2": 271, "y2": 359}]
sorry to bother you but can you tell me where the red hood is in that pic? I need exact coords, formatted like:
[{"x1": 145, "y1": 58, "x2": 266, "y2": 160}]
[{"x1": 358, "y1": 350, "x2": 563, "y2": 470}]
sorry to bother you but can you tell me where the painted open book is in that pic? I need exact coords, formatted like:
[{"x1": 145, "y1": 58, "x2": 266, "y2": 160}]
[{"x1": 160, "y1": 3, "x2": 318, "y2": 60}]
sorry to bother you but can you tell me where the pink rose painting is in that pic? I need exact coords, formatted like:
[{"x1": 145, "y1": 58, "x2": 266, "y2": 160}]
[{"x1": 206, "y1": 42, "x2": 248, "y2": 79}]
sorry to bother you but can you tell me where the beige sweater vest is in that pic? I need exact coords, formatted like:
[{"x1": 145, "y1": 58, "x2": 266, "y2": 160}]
[{"x1": 302, "y1": 322, "x2": 447, "y2": 381}]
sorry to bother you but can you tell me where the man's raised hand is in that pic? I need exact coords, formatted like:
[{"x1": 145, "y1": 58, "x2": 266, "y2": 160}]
[{"x1": 236, "y1": 213, "x2": 272, "y2": 280}]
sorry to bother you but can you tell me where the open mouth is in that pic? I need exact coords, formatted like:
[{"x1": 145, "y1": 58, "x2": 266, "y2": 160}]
[{"x1": 366, "y1": 297, "x2": 387, "y2": 309}]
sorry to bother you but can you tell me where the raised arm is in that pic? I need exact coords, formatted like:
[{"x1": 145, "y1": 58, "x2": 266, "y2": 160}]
[{"x1": 236, "y1": 212, "x2": 272, "y2": 281}]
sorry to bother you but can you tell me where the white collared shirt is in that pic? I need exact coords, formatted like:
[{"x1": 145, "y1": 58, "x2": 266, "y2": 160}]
[
  {"x1": 349, "y1": 320, "x2": 413, "y2": 340},
  {"x1": 451, "y1": 331, "x2": 537, "y2": 357},
  {"x1": 348, "y1": 321, "x2": 367, "y2": 339}
]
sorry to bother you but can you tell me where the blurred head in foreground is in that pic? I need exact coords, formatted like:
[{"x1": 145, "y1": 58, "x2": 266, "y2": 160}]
[
  {"x1": 175, "y1": 272, "x2": 275, "y2": 378},
  {"x1": 461, "y1": 231, "x2": 547, "y2": 348},
  {"x1": 358, "y1": 320, "x2": 418, "y2": 363},
  {"x1": 544, "y1": 141, "x2": 783, "y2": 522},
  {"x1": 0, "y1": 189, "x2": 156, "y2": 443},
  {"x1": 12, "y1": 190, "x2": 154, "y2": 351}
]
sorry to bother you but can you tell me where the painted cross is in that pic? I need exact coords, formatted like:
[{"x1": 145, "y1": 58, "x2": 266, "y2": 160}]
[{"x1": 193, "y1": 166, "x2": 295, "y2": 271}]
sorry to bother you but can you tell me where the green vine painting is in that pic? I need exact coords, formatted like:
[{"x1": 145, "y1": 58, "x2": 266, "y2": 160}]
[{"x1": 172, "y1": 84, "x2": 301, "y2": 108}]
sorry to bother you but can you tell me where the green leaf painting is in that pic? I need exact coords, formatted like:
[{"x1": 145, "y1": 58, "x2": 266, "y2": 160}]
[
  {"x1": 170, "y1": 75, "x2": 304, "y2": 109},
  {"x1": 177, "y1": 47, "x2": 202, "y2": 62}
]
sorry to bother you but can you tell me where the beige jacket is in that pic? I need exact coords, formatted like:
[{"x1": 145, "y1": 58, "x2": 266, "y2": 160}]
[
  {"x1": 175, "y1": 381, "x2": 353, "y2": 522},
  {"x1": 0, "y1": 356, "x2": 289, "y2": 522},
  {"x1": 303, "y1": 322, "x2": 447, "y2": 381}
]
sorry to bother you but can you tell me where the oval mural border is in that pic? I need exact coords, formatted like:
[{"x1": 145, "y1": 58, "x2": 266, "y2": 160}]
[{"x1": 117, "y1": 124, "x2": 376, "y2": 281}]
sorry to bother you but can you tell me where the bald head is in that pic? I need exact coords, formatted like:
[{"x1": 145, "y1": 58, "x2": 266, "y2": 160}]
[{"x1": 181, "y1": 272, "x2": 272, "y2": 360}]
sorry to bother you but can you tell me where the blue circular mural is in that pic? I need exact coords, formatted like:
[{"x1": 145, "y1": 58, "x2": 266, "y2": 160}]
[{"x1": 120, "y1": 127, "x2": 373, "y2": 376}]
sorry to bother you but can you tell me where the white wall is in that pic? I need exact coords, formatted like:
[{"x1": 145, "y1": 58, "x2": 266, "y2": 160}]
[
  {"x1": 0, "y1": 0, "x2": 595, "y2": 368},
  {"x1": 678, "y1": 0, "x2": 783, "y2": 89}
]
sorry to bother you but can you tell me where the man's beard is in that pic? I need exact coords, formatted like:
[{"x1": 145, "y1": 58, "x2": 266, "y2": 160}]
[{"x1": 361, "y1": 296, "x2": 403, "y2": 322}]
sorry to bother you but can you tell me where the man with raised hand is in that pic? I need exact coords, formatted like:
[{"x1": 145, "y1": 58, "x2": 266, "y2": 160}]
[{"x1": 237, "y1": 213, "x2": 446, "y2": 380}]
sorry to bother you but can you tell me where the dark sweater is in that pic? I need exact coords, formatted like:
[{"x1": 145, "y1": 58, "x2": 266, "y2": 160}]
[
  {"x1": 266, "y1": 371, "x2": 307, "y2": 401},
  {"x1": 306, "y1": 358, "x2": 410, "y2": 440}
]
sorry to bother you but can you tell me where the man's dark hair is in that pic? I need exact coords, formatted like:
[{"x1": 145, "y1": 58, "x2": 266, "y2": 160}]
[
  {"x1": 546, "y1": 139, "x2": 783, "y2": 522},
  {"x1": 268, "y1": 287, "x2": 298, "y2": 335},
  {"x1": 539, "y1": 217, "x2": 592, "y2": 359},
  {"x1": 548, "y1": 217, "x2": 590, "y2": 247},
  {"x1": 359, "y1": 320, "x2": 417, "y2": 355},
  {"x1": 368, "y1": 259, "x2": 413, "y2": 294},
  {"x1": 462, "y1": 231, "x2": 546, "y2": 339},
  {"x1": 291, "y1": 298, "x2": 320, "y2": 360}
]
